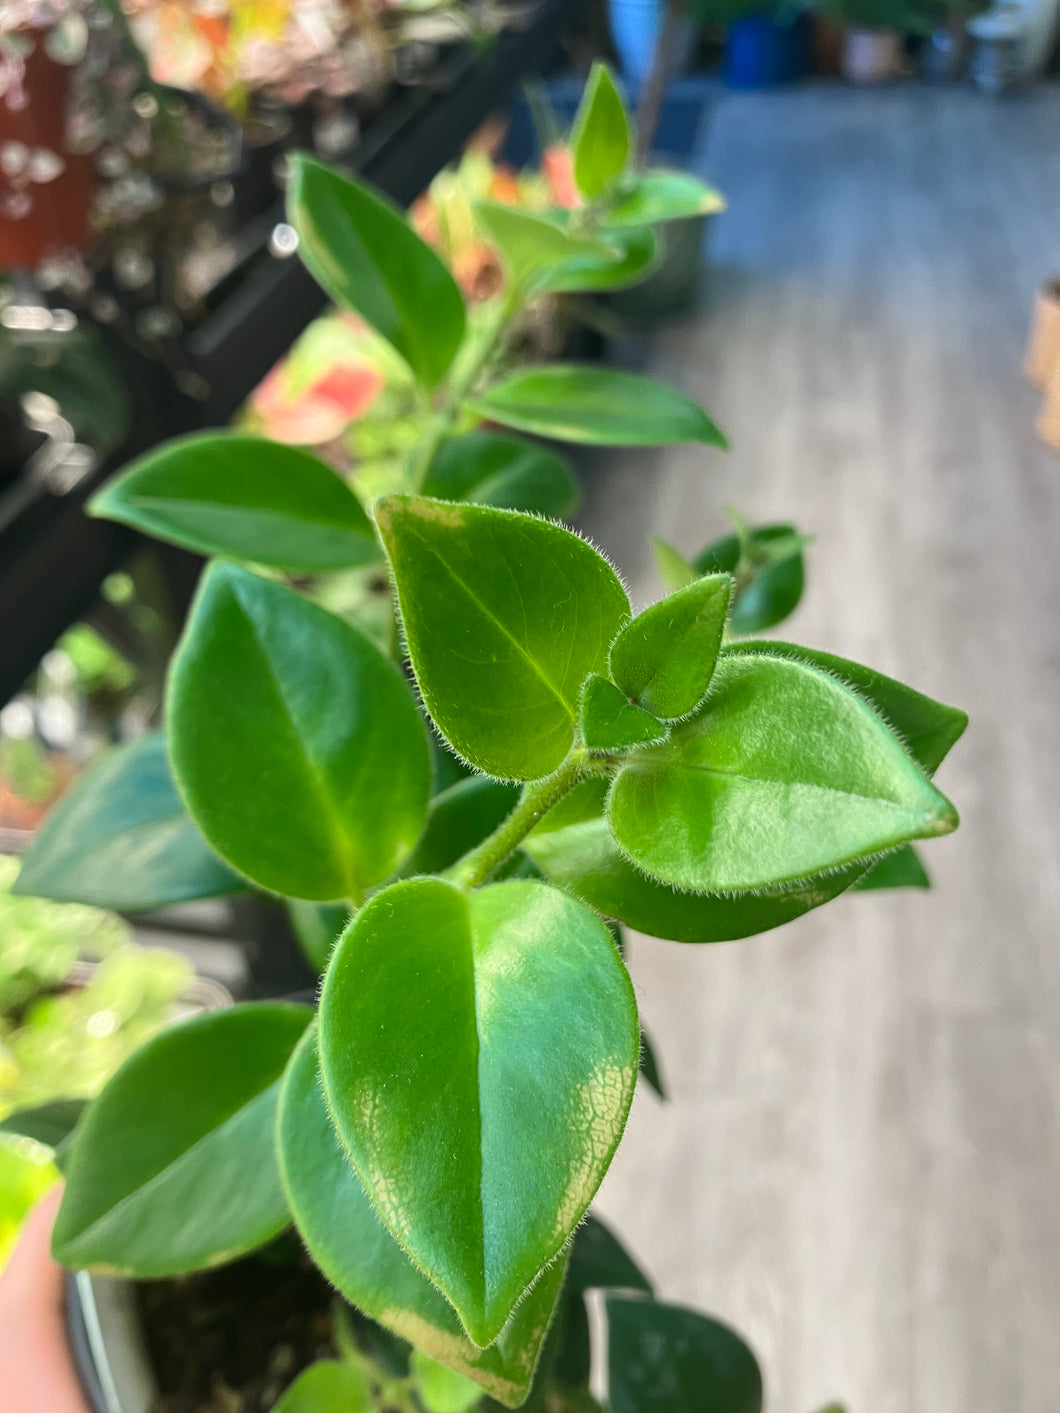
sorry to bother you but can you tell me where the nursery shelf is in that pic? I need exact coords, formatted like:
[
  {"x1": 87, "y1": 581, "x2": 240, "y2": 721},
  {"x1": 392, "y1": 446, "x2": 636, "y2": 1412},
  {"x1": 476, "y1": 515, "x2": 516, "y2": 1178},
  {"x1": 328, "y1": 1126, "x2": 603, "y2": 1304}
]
[{"x1": 0, "y1": 0, "x2": 575, "y2": 707}]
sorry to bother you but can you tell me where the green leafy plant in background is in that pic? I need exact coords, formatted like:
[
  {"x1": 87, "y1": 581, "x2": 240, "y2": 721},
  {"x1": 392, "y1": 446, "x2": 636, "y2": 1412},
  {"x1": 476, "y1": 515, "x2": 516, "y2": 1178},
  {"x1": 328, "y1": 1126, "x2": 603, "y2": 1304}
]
[{"x1": 11, "y1": 65, "x2": 965, "y2": 1413}]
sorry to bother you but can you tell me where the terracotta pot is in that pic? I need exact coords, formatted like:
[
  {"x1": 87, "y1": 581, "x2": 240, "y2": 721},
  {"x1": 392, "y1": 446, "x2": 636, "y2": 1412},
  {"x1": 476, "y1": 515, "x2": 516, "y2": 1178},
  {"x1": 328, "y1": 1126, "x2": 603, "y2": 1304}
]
[
  {"x1": 0, "y1": 33, "x2": 95, "y2": 271},
  {"x1": 1024, "y1": 278, "x2": 1060, "y2": 388},
  {"x1": 841, "y1": 26, "x2": 903, "y2": 84}
]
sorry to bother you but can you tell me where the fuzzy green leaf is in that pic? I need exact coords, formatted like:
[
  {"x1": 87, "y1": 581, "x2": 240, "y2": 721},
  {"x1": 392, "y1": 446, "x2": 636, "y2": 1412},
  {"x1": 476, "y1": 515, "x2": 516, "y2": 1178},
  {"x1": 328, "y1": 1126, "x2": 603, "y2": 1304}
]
[
  {"x1": 606, "y1": 170, "x2": 726, "y2": 227},
  {"x1": 474, "y1": 202, "x2": 618, "y2": 288},
  {"x1": 525, "y1": 779, "x2": 863, "y2": 943},
  {"x1": 607, "y1": 652, "x2": 958, "y2": 893},
  {"x1": 606, "y1": 1297, "x2": 763, "y2": 1413},
  {"x1": 571, "y1": 63, "x2": 630, "y2": 199},
  {"x1": 468, "y1": 367, "x2": 727, "y2": 449},
  {"x1": 53, "y1": 1003, "x2": 311, "y2": 1275},
  {"x1": 852, "y1": 843, "x2": 930, "y2": 891},
  {"x1": 724, "y1": 640, "x2": 967, "y2": 776},
  {"x1": 287, "y1": 155, "x2": 465, "y2": 389},
  {"x1": 424, "y1": 432, "x2": 579, "y2": 518},
  {"x1": 89, "y1": 433, "x2": 379, "y2": 572},
  {"x1": 13, "y1": 733, "x2": 241, "y2": 912},
  {"x1": 376, "y1": 497, "x2": 630, "y2": 780},
  {"x1": 273, "y1": 1361, "x2": 373, "y2": 1413},
  {"x1": 410, "y1": 1352, "x2": 485, "y2": 1413},
  {"x1": 168, "y1": 563, "x2": 430, "y2": 901},
  {"x1": 580, "y1": 675, "x2": 666, "y2": 752},
  {"x1": 318, "y1": 877, "x2": 638, "y2": 1348},
  {"x1": 608, "y1": 574, "x2": 732, "y2": 720},
  {"x1": 278, "y1": 1028, "x2": 565, "y2": 1407}
]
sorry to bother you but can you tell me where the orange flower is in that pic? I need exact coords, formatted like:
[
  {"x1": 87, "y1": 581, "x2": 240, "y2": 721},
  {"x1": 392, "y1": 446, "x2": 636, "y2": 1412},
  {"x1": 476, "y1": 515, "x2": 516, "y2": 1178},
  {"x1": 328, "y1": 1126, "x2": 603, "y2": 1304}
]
[{"x1": 542, "y1": 144, "x2": 580, "y2": 210}]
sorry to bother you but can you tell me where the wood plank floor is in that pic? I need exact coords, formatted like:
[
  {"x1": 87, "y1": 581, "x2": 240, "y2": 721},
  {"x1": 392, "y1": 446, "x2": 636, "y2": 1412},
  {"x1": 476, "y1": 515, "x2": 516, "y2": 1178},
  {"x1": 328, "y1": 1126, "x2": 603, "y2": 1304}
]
[{"x1": 581, "y1": 82, "x2": 1060, "y2": 1413}]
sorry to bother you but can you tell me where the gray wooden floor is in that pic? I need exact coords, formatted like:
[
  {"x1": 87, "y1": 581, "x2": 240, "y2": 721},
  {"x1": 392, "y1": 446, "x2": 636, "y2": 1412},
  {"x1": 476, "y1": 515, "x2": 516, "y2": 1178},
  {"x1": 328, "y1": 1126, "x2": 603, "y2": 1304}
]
[{"x1": 583, "y1": 83, "x2": 1060, "y2": 1413}]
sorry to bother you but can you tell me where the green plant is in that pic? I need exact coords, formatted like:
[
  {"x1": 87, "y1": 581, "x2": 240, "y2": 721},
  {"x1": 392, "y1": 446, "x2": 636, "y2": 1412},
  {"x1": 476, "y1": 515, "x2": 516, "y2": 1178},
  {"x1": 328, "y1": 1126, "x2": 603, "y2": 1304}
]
[{"x1": 11, "y1": 65, "x2": 964, "y2": 1413}]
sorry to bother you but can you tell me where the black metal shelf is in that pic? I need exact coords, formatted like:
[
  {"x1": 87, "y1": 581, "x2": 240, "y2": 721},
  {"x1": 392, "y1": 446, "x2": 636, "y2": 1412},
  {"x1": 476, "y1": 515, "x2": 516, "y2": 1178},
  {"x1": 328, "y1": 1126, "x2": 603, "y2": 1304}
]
[{"x1": 0, "y1": 0, "x2": 574, "y2": 705}]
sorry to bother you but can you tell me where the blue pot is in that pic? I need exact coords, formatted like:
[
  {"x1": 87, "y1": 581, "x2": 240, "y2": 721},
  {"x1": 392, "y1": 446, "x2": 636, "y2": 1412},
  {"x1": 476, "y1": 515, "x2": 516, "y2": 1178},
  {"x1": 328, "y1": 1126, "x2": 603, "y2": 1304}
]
[{"x1": 723, "y1": 13, "x2": 811, "y2": 88}]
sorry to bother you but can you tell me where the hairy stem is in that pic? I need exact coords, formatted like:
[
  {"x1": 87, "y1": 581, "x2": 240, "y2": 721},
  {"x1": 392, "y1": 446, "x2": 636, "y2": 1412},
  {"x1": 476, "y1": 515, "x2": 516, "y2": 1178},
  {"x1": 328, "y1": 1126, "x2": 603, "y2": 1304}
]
[{"x1": 446, "y1": 748, "x2": 610, "y2": 890}]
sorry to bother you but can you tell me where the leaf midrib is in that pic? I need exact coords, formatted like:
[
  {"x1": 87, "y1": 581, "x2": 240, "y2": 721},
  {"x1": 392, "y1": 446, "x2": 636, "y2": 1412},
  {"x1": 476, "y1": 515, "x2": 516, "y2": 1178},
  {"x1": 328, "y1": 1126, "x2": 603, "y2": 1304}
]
[
  {"x1": 624, "y1": 758, "x2": 939, "y2": 814},
  {"x1": 129, "y1": 494, "x2": 366, "y2": 535}
]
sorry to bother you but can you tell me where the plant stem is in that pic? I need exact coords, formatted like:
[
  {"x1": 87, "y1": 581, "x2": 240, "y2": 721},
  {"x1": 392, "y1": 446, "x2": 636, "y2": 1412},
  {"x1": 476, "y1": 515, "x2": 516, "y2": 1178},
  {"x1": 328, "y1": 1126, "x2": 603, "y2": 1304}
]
[
  {"x1": 636, "y1": 0, "x2": 686, "y2": 167},
  {"x1": 446, "y1": 748, "x2": 607, "y2": 890}
]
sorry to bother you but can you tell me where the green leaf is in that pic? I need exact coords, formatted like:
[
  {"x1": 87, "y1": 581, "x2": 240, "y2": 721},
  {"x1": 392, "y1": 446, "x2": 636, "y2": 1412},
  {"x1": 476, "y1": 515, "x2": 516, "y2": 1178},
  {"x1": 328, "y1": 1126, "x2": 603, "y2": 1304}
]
[
  {"x1": 287, "y1": 155, "x2": 466, "y2": 389},
  {"x1": 318, "y1": 877, "x2": 638, "y2": 1348},
  {"x1": 568, "y1": 1213, "x2": 653, "y2": 1296},
  {"x1": 696, "y1": 524, "x2": 806, "y2": 634},
  {"x1": 608, "y1": 575, "x2": 732, "y2": 720},
  {"x1": 606, "y1": 170, "x2": 726, "y2": 227},
  {"x1": 639, "y1": 1032, "x2": 666, "y2": 1100},
  {"x1": 608, "y1": 652, "x2": 958, "y2": 893},
  {"x1": 405, "y1": 777, "x2": 520, "y2": 877},
  {"x1": 278, "y1": 1027, "x2": 566, "y2": 1407},
  {"x1": 606, "y1": 1296, "x2": 762, "y2": 1413},
  {"x1": 468, "y1": 367, "x2": 727, "y2": 449},
  {"x1": 580, "y1": 675, "x2": 666, "y2": 752},
  {"x1": 53, "y1": 1002, "x2": 311, "y2": 1276},
  {"x1": 376, "y1": 497, "x2": 630, "y2": 780},
  {"x1": 411, "y1": 1352, "x2": 484, "y2": 1413},
  {"x1": 724, "y1": 640, "x2": 967, "y2": 776},
  {"x1": 474, "y1": 203, "x2": 618, "y2": 290},
  {"x1": 534, "y1": 225, "x2": 661, "y2": 295},
  {"x1": 423, "y1": 432, "x2": 579, "y2": 518},
  {"x1": 525, "y1": 779, "x2": 862, "y2": 943},
  {"x1": 852, "y1": 843, "x2": 930, "y2": 891},
  {"x1": 286, "y1": 900, "x2": 350, "y2": 974},
  {"x1": 273, "y1": 1361, "x2": 373, "y2": 1413},
  {"x1": 89, "y1": 433, "x2": 379, "y2": 572},
  {"x1": 13, "y1": 733, "x2": 242, "y2": 911},
  {"x1": 0, "y1": 1099, "x2": 86, "y2": 1150},
  {"x1": 168, "y1": 563, "x2": 430, "y2": 901},
  {"x1": 650, "y1": 535, "x2": 697, "y2": 594},
  {"x1": 571, "y1": 63, "x2": 630, "y2": 199}
]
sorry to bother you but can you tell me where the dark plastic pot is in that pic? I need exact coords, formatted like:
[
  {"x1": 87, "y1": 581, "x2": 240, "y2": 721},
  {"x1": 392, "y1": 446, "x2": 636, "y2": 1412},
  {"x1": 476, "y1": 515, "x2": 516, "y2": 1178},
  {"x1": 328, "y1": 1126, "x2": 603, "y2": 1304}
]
[
  {"x1": 66, "y1": 1271, "x2": 153, "y2": 1413},
  {"x1": 723, "y1": 13, "x2": 811, "y2": 88}
]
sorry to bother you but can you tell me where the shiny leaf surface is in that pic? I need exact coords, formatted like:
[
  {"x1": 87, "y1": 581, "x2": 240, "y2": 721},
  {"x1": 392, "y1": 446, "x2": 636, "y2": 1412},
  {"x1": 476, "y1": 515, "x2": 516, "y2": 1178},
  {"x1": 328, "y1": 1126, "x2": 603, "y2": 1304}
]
[
  {"x1": 278, "y1": 1029, "x2": 564, "y2": 1407},
  {"x1": 423, "y1": 432, "x2": 578, "y2": 518},
  {"x1": 852, "y1": 843, "x2": 930, "y2": 891},
  {"x1": 272, "y1": 1361, "x2": 372, "y2": 1413},
  {"x1": 288, "y1": 155, "x2": 465, "y2": 389},
  {"x1": 89, "y1": 433, "x2": 379, "y2": 572},
  {"x1": 725, "y1": 640, "x2": 967, "y2": 775},
  {"x1": 376, "y1": 497, "x2": 630, "y2": 779},
  {"x1": 318, "y1": 877, "x2": 638, "y2": 1347},
  {"x1": 580, "y1": 674, "x2": 666, "y2": 752},
  {"x1": 14, "y1": 733, "x2": 241, "y2": 911},
  {"x1": 525, "y1": 779, "x2": 863, "y2": 943},
  {"x1": 606, "y1": 1296, "x2": 763, "y2": 1413},
  {"x1": 608, "y1": 575, "x2": 732, "y2": 720},
  {"x1": 571, "y1": 62, "x2": 629, "y2": 198},
  {"x1": 469, "y1": 367, "x2": 727, "y2": 448},
  {"x1": 607, "y1": 170, "x2": 726, "y2": 227},
  {"x1": 53, "y1": 1003, "x2": 311, "y2": 1275},
  {"x1": 168, "y1": 563, "x2": 430, "y2": 900},
  {"x1": 608, "y1": 652, "x2": 958, "y2": 892}
]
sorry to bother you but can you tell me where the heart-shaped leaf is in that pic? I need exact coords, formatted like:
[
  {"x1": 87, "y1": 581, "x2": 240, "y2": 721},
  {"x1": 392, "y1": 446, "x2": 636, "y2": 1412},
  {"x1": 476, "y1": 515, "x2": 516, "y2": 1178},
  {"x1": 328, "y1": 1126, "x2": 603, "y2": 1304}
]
[
  {"x1": 474, "y1": 203, "x2": 618, "y2": 289},
  {"x1": 468, "y1": 367, "x2": 727, "y2": 449},
  {"x1": 53, "y1": 1002, "x2": 311, "y2": 1275},
  {"x1": 606, "y1": 170, "x2": 726, "y2": 227},
  {"x1": 278, "y1": 1029, "x2": 565, "y2": 1407},
  {"x1": 570, "y1": 62, "x2": 630, "y2": 199},
  {"x1": 525, "y1": 779, "x2": 863, "y2": 943},
  {"x1": 287, "y1": 155, "x2": 466, "y2": 389},
  {"x1": 318, "y1": 877, "x2": 638, "y2": 1348},
  {"x1": 608, "y1": 574, "x2": 732, "y2": 720},
  {"x1": 423, "y1": 432, "x2": 578, "y2": 518},
  {"x1": 606, "y1": 1296, "x2": 762, "y2": 1413},
  {"x1": 580, "y1": 675, "x2": 666, "y2": 752},
  {"x1": 607, "y1": 651, "x2": 958, "y2": 893},
  {"x1": 13, "y1": 733, "x2": 241, "y2": 911},
  {"x1": 273, "y1": 1361, "x2": 373, "y2": 1413},
  {"x1": 168, "y1": 563, "x2": 430, "y2": 901},
  {"x1": 852, "y1": 843, "x2": 930, "y2": 891},
  {"x1": 376, "y1": 497, "x2": 630, "y2": 780},
  {"x1": 89, "y1": 433, "x2": 379, "y2": 572},
  {"x1": 725, "y1": 640, "x2": 967, "y2": 775}
]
